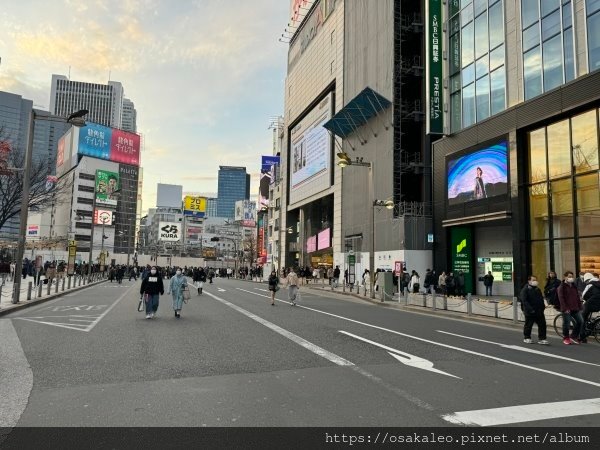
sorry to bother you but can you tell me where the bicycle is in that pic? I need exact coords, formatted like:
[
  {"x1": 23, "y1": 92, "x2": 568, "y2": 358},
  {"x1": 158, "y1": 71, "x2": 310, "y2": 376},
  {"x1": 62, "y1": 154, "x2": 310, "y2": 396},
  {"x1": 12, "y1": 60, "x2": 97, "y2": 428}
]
[{"x1": 553, "y1": 311, "x2": 600, "y2": 343}]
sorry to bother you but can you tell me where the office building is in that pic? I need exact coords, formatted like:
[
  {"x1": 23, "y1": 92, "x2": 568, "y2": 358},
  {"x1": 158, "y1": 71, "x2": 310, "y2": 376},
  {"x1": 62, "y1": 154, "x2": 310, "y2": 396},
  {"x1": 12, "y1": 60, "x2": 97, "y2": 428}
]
[
  {"x1": 206, "y1": 197, "x2": 218, "y2": 217},
  {"x1": 217, "y1": 166, "x2": 250, "y2": 219},
  {"x1": 121, "y1": 98, "x2": 137, "y2": 133},
  {"x1": 50, "y1": 75, "x2": 125, "y2": 128},
  {"x1": 432, "y1": 0, "x2": 600, "y2": 296}
]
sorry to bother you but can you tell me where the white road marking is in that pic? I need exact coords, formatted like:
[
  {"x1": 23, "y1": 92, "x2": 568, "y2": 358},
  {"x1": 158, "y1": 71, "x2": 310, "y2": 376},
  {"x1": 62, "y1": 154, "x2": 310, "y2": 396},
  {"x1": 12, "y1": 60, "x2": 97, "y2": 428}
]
[
  {"x1": 86, "y1": 284, "x2": 136, "y2": 332},
  {"x1": 339, "y1": 331, "x2": 460, "y2": 379},
  {"x1": 235, "y1": 287, "x2": 600, "y2": 389},
  {"x1": 204, "y1": 291, "x2": 353, "y2": 366},
  {"x1": 437, "y1": 330, "x2": 600, "y2": 367},
  {"x1": 442, "y1": 398, "x2": 600, "y2": 426},
  {"x1": 218, "y1": 288, "x2": 226, "y2": 292}
]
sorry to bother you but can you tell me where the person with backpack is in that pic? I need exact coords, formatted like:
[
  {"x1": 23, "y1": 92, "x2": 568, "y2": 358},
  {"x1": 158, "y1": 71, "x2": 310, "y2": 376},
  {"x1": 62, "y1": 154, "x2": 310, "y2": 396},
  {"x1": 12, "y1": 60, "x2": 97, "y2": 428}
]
[
  {"x1": 557, "y1": 271, "x2": 584, "y2": 345},
  {"x1": 543, "y1": 271, "x2": 561, "y2": 309},
  {"x1": 519, "y1": 275, "x2": 549, "y2": 345}
]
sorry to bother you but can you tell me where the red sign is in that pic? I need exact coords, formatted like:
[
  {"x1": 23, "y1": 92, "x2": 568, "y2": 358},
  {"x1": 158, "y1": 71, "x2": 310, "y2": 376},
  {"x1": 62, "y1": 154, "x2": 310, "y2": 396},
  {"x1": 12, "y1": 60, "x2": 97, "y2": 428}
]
[
  {"x1": 110, "y1": 129, "x2": 141, "y2": 166},
  {"x1": 56, "y1": 136, "x2": 65, "y2": 168},
  {"x1": 394, "y1": 261, "x2": 405, "y2": 276}
]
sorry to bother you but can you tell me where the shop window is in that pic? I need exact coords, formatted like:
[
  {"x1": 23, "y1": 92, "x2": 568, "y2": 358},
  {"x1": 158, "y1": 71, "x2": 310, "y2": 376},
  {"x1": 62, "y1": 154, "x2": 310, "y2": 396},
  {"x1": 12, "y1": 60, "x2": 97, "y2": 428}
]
[
  {"x1": 551, "y1": 178, "x2": 574, "y2": 238},
  {"x1": 576, "y1": 173, "x2": 600, "y2": 236},
  {"x1": 531, "y1": 241, "x2": 550, "y2": 283},
  {"x1": 529, "y1": 183, "x2": 549, "y2": 240},
  {"x1": 571, "y1": 110, "x2": 599, "y2": 174},
  {"x1": 553, "y1": 239, "x2": 576, "y2": 276},
  {"x1": 547, "y1": 119, "x2": 571, "y2": 179},
  {"x1": 579, "y1": 237, "x2": 600, "y2": 274},
  {"x1": 528, "y1": 128, "x2": 547, "y2": 183}
]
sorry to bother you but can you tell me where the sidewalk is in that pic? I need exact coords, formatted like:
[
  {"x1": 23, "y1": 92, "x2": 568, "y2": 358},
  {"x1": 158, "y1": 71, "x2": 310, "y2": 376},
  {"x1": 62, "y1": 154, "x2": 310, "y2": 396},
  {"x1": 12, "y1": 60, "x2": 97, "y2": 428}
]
[{"x1": 0, "y1": 273, "x2": 107, "y2": 317}]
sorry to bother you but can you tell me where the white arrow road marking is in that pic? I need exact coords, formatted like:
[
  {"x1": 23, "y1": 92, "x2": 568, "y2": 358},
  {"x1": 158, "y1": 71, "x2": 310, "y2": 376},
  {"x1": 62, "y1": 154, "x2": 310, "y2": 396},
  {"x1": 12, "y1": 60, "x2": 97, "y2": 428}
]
[
  {"x1": 339, "y1": 331, "x2": 460, "y2": 379},
  {"x1": 218, "y1": 288, "x2": 226, "y2": 292},
  {"x1": 442, "y1": 398, "x2": 600, "y2": 426},
  {"x1": 436, "y1": 330, "x2": 600, "y2": 367}
]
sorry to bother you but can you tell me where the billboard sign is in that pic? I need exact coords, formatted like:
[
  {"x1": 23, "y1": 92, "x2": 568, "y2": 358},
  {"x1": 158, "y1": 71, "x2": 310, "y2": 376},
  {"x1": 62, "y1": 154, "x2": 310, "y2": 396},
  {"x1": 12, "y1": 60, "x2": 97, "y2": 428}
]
[
  {"x1": 56, "y1": 136, "x2": 65, "y2": 168},
  {"x1": 157, "y1": 184, "x2": 183, "y2": 208},
  {"x1": 158, "y1": 222, "x2": 181, "y2": 242},
  {"x1": 235, "y1": 200, "x2": 257, "y2": 227},
  {"x1": 306, "y1": 236, "x2": 317, "y2": 253},
  {"x1": 447, "y1": 141, "x2": 508, "y2": 206},
  {"x1": 426, "y1": 0, "x2": 443, "y2": 134},
  {"x1": 94, "y1": 209, "x2": 114, "y2": 225},
  {"x1": 67, "y1": 240, "x2": 77, "y2": 276},
  {"x1": 95, "y1": 170, "x2": 120, "y2": 206},
  {"x1": 27, "y1": 225, "x2": 39, "y2": 237},
  {"x1": 317, "y1": 228, "x2": 331, "y2": 250},
  {"x1": 450, "y1": 227, "x2": 473, "y2": 294},
  {"x1": 261, "y1": 155, "x2": 280, "y2": 172},
  {"x1": 183, "y1": 196, "x2": 206, "y2": 218},
  {"x1": 78, "y1": 122, "x2": 140, "y2": 166},
  {"x1": 289, "y1": 92, "x2": 333, "y2": 204}
]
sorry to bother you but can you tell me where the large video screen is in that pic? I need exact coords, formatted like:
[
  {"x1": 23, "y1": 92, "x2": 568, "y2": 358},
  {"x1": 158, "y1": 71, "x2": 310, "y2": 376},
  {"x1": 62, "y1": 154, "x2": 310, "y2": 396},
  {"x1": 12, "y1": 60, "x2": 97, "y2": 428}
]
[
  {"x1": 447, "y1": 141, "x2": 508, "y2": 206},
  {"x1": 289, "y1": 92, "x2": 333, "y2": 205}
]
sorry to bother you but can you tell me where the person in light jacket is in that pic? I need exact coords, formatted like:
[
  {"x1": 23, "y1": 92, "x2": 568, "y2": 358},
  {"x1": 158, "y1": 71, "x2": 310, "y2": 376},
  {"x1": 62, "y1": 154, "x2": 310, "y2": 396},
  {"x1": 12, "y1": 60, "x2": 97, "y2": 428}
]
[
  {"x1": 168, "y1": 268, "x2": 188, "y2": 319},
  {"x1": 286, "y1": 267, "x2": 300, "y2": 306},
  {"x1": 409, "y1": 270, "x2": 420, "y2": 293}
]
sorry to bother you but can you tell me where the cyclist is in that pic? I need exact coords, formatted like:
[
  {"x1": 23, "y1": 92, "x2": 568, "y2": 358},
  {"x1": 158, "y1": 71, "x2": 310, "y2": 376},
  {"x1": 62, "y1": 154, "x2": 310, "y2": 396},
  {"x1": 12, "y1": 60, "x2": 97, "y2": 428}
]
[
  {"x1": 557, "y1": 271, "x2": 584, "y2": 345},
  {"x1": 582, "y1": 272, "x2": 600, "y2": 327}
]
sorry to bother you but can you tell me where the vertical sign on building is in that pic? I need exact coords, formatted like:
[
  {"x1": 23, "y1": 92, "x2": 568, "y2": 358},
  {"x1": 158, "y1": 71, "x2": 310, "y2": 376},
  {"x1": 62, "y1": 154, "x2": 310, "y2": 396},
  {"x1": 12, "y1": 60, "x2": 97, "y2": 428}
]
[
  {"x1": 450, "y1": 226, "x2": 473, "y2": 294},
  {"x1": 426, "y1": 0, "x2": 443, "y2": 134}
]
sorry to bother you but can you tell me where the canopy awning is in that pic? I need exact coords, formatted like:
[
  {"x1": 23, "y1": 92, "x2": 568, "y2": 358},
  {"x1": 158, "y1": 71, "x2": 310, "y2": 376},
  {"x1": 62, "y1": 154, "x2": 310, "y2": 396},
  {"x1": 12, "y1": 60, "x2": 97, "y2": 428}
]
[{"x1": 323, "y1": 87, "x2": 392, "y2": 138}]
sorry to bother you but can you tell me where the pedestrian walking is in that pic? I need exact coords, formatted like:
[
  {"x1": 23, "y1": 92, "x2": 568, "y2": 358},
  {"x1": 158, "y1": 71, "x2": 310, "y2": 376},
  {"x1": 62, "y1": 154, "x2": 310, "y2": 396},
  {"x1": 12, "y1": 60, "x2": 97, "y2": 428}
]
[
  {"x1": 268, "y1": 269, "x2": 280, "y2": 305},
  {"x1": 140, "y1": 266, "x2": 164, "y2": 319},
  {"x1": 519, "y1": 275, "x2": 549, "y2": 345},
  {"x1": 424, "y1": 269, "x2": 435, "y2": 294},
  {"x1": 483, "y1": 271, "x2": 494, "y2": 296},
  {"x1": 286, "y1": 267, "x2": 300, "y2": 306},
  {"x1": 438, "y1": 271, "x2": 447, "y2": 295},
  {"x1": 409, "y1": 270, "x2": 420, "y2": 293},
  {"x1": 557, "y1": 271, "x2": 584, "y2": 345},
  {"x1": 333, "y1": 265, "x2": 341, "y2": 289},
  {"x1": 168, "y1": 268, "x2": 189, "y2": 318}
]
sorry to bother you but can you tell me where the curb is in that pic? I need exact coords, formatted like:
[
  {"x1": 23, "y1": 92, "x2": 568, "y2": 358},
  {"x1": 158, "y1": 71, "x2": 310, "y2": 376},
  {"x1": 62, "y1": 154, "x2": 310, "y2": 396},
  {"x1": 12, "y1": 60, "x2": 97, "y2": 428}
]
[
  {"x1": 302, "y1": 284, "x2": 530, "y2": 330},
  {"x1": 0, "y1": 278, "x2": 108, "y2": 317}
]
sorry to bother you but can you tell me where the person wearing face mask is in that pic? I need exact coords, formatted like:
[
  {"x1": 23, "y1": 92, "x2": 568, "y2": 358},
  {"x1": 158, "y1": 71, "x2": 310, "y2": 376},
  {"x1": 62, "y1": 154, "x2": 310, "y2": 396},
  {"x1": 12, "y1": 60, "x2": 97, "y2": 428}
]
[
  {"x1": 519, "y1": 275, "x2": 549, "y2": 344},
  {"x1": 139, "y1": 267, "x2": 164, "y2": 319},
  {"x1": 543, "y1": 271, "x2": 561, "y2": 309},
  {"x1": 557, "y1": 271, "x2": 584, "y2": 345},
  {"x1": 168, "y1": 268, "x2": 188, "y2": 318}
]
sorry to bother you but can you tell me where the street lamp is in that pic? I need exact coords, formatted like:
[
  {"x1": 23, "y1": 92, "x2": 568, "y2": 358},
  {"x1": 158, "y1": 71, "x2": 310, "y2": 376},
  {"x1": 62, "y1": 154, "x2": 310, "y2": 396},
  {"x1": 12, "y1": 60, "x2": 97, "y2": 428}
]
[{"x1": 12, "y1": 109, "x2": 88, "y2": 303}]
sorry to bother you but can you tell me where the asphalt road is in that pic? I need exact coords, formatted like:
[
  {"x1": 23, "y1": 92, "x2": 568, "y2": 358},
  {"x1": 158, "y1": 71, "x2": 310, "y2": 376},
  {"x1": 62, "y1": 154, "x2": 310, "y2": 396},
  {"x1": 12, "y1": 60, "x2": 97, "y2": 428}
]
[{"x1": 1, "y1": 276, "x2": 599, "y2": 427}]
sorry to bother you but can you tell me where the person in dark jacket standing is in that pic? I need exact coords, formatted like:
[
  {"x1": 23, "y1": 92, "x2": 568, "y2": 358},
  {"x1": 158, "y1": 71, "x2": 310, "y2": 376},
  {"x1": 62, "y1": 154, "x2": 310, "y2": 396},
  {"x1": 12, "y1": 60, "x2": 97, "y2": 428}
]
[
  {"x1": 424, "y1": 269, "x2": 435, "y2": 294},
  {"x1": 267, "y1": 269, "x2": 279, "y2": 305},
  {"x1": 519, "y1": 275, "x2": 549, "y2": 344},
  {"x1": 557, "y1": 271, "x2": 584, "y2": 345},
  {"x1": 140, "y1": 266, "x2": 164, "y2": 319},
  {"x1": 483, "y1": 271, "x2": 494, "y2": 296},
  {"x1": 543, "y1": 271, "x2": 561, "y2": 308},
  {"x1": 333, "y1": 265, "x2": 341, "y2": 289}
]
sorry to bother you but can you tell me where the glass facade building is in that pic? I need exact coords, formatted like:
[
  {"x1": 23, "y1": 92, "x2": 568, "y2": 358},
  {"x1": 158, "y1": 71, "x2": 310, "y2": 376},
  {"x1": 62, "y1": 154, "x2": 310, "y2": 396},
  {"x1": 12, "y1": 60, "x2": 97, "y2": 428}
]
[{"x1": 216, "y1": 166, "x2": 250, "y2": 219}]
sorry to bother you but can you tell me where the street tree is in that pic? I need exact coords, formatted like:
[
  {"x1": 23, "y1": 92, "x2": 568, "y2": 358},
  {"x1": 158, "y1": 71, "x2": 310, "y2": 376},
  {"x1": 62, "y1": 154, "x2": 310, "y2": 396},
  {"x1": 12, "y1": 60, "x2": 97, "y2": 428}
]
[{"x1": 0, "y1": 126, "x2": 73, "y2": 233}]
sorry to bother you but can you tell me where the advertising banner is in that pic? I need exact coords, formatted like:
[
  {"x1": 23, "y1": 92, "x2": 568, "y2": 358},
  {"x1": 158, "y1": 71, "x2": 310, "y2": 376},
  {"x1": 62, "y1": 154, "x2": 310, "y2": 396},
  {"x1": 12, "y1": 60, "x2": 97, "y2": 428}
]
[
  {"x1": 426, "y1": 0, "x2": 443, "y2": 134},
  {"x1": 235, "y1": 200, "x2": 257, "y2": 227},
  {"x1": 94, "y1": 209, "x2": 114, "y2": 225},
  {"x1": 261, "y1": 155, "x2": 280, "y2": 172},
  {"x1": 27, "y1": 225, "x2": 39, "y2": 237},
  {"x1": 306, "y1": 236, "x2": 317, "y2": 253},
  {"x1": 158, "y1": 222, "x2": 181, "y2": 242},
  {"x1": 447, "y1": 141, "x2": 508, "y2": 206},
  {"x1": 450, "y1": 227, "x2": 473, "y2": 294},
  {"x1": 317, "y1": 228, "x2": 331, "y2": 250},
  {"x1": 67, "y1": 240, "x2": 77, "y2": 276},
  {"x1": 95, "y1": 169, "x2": 120, "y2": 206},
  {"x1": 183, "y1": 196, "x2": 207, "y2": 218},
  {"x1": 56, "y1": 136, "x2": 65, "y2": 168},
  {"x1": 78, "y1": 122, "x2": 140, "y2": 166}
]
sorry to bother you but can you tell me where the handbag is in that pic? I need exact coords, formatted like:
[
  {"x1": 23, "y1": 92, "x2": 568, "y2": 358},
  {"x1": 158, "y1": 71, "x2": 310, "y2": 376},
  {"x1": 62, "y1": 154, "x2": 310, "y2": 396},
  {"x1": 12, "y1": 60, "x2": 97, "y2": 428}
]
[
  {"x1": 182, "y1": 287, "x2": 191, "y2": 303},
  {"x1": 137, "y1": 294, "x2": 147, "y2": 312}
]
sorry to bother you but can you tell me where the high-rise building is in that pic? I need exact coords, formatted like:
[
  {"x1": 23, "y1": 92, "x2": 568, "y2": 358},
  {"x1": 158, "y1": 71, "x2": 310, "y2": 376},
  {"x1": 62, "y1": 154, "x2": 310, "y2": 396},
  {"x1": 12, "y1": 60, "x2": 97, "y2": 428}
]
[
  {"x1": 217, "y1": 166, "x2": 250, "y2": 219},
  {"x1": 206, "y1": 197, "x2": 218, "y2": 217},
  {"x1": 50, "y1": 75, "x2": 125, "y2": 128},
  {"x1": 121, "y1": 98, "x2": 137, "y2": 133},
  {"x1": 432, "y1": 0, "x2": 600, "y2": 297}
]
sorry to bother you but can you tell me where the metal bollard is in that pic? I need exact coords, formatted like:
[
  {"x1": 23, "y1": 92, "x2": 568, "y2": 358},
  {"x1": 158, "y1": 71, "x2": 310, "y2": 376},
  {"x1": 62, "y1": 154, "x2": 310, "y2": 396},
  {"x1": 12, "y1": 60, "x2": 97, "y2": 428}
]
[
  {"x1": 68, "y1": 276, "x2": 72, "y2": 289},
  {"x1": 38, "y1": 282, "x2": 43, "y2": 298},
  {"x1": 27, "y1": 282, "x2": 32, "y2": 300},
  {"x1": 55, "y1": 279, "x2": 59, "y2": 294},
  {"x1": 422, "y1": 293, "x2": 426, "y2": 307},
  {"x1": 467, "y1": 293, "x2": 472, "y2": 316},
  {"x1": 512, "y1": 296, "x2": 518, "y2": 324},
  {"x1": 47, "y1": 281, "x2": 51, "y2": 296},
  {"x1": 494, "y1": 301, "x2": 499, "y2": 318},
  {"x1": 62, "y1": 277, "x2": 66, "y2": 292},
  {"x1": 432, "y1": 291, "x2": 436, "y2": 311}
]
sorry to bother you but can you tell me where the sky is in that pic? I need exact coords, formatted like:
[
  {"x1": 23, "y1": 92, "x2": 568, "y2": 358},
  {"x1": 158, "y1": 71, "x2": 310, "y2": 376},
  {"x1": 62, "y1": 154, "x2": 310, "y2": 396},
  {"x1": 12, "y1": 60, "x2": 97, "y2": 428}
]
[{"x1": 0, "y1": 0, "x2": 290, "y2": 213}]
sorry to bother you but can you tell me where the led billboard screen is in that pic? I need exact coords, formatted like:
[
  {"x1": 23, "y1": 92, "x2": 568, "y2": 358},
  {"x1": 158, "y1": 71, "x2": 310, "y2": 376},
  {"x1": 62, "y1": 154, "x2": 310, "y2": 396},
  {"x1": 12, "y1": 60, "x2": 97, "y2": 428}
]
[
  {"x1": 95, "y1": 170, "x2": 120, "y2": 206},
  {"x1": 78, "y1": 122, "x2": 140, "y2": 166},
  {"x1": 306, "y1": 236, "x2": 317, "y2": 253},
  {"x1": 447, "y1": 141, "x2": 508, "y2": 206},
  {"x1": 317, "y1": 228, "x2": 331, "y2": 250}
]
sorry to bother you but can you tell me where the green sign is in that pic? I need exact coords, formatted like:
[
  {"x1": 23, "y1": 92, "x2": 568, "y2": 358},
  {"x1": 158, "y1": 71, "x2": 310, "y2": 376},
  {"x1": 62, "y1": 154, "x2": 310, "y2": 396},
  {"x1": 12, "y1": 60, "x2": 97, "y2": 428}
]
[
  {"x1": 95, "y1": 170, "x2": 119, "y2": 206},
  {"x1": 450, "y1": 226, "x2": 473, "y2": 293},
  {"x1": 426, "y1": 0, "x2": 443, "y2": 134},
  {"x1": 502, "y1": 272, "x2": 513, "y2": 282},
  {"x1": 502, "y1": 262, "x2": 513, "y2": 272},
  {"x1": 491, "y1": 262, "x2": 503, "y2": 272},
  {"x1": 348, "y1": 255, "x2": 356, "y2": 264}
]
